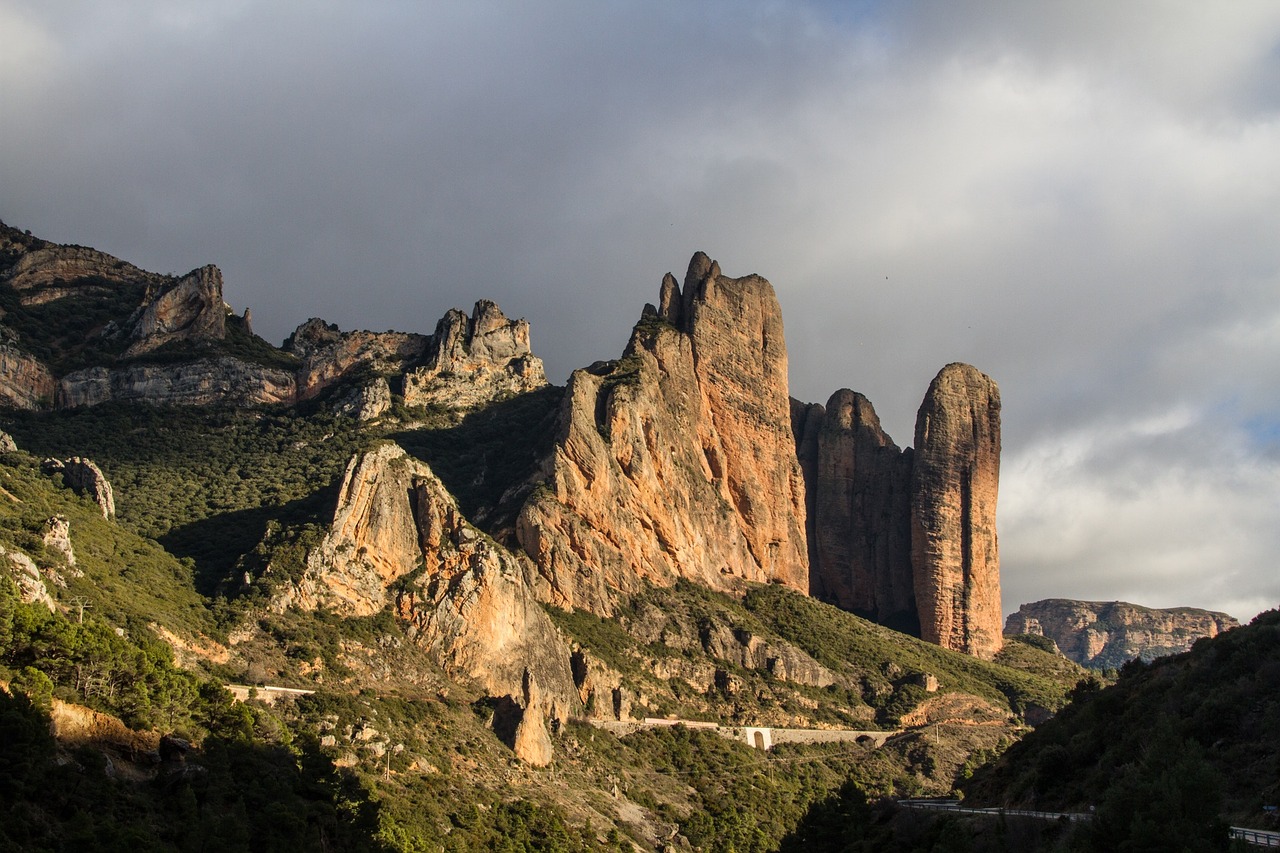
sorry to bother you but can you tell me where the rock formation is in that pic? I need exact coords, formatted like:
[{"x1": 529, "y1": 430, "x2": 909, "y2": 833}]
[
  {"x1": 42, "y1": 515, "x2": 76, "y2": 567},
  {"x1": 802, "y1": 391, "x2": 916, "y2": 633},
  {"x1": 0, "y1": 346, "x2": 56, "y2": 410},
  {"x1": 41, "y1": 456, "x2": 116, "y2": 518},
  {"x1": 277, "y1": 444, "x2": 577, "y2": 731},
  {"x1": 58, "y1": 358, "x2": 297, "y2": 408},
  {"x1": 516, "y1": 253, "x2": 808, "y2": 614},
  {"x1": 124, "y1": 265, "x2": 228, "y2": 357},
  {"x1": 288, "y1": 319, "x2": 428, "y2": 401},
  {"x1": 1005, "y1": 599, "x2": 1240, "y2": 669},
  {"x1": 802, "y1": 364, "x2": 1002, "y2": 658},
  {"x1": 1, "y1": 545, "x2": 54, "y2": 610},
  {"x1": 910, "y1": 363, "x2": 1003, "y2": 659},
  {"x1": 402, "y1": 300, "x2": 547, "y2": 410}
]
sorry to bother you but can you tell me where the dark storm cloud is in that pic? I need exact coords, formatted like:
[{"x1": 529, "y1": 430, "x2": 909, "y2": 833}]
[{"x1": 2, "y1": 1, "x2": 1278, "y2": 618}]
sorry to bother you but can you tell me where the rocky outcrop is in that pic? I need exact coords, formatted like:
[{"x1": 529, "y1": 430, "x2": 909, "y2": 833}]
[
  {"x1": 288, "y1": 319, "x2": 428, "y2": 401},
  {"x1": 1005, "y1": 599, "x2": 1240, "y2": 669},
  {"x1": 278, "y1": 444, "x2": 577, "y2": 727},
  {"x1": 402, "y1": 300, "x2": 547, "y2": 410},
  {"x1": 516, "y1": 254, "x2": 808, "y2": 614},
  {"x1": 125, "y1": 265, "x2": 227, "y2": 357},
  {"x1": 1, "y1": 545, "x2": 54, "y2": 610},
  {"x1": 911, "y1": 364, "x2": 1002, "y2": 659},
  {"x1": 0, "y1": 430, "x2": 15, "y2": 453},
  {"x1": 57, "y1": 358, "x2": 296, "y2": 409},
  {"x1": 42, "y1": 515, "x2": 75, "y2": 567},
  {"x1": 0, "y1": 241, "x2": 166, "y2": 305},
  {"x1": 41, "y1": 456, "x2": 115, "y2": 518},
  {"x1": 511, "y1": 670, "x2": 554, "y2": 766},
  {"x1": 0, "y1": 346, "x2": 56, "y2": 410},
  {"x1": 801, "y1": 365, "x2": 1001, "y2": 657},
  {"x1": 334, "y1": 377, "x2": 392, "y2": 421},
  {"x1": 805, "y1": 390, "x2": 917, "y2": 633}
]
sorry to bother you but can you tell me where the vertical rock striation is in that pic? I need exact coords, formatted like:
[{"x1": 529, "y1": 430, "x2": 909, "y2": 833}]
[
  {"x1": 276, "y1": 444, "x2": 577, "y2": 731},
  {"x1": 910, "y1": 363, "x2": 1002, "y2": 659},
  {"x1": 804, "y1": 364, "x2": 1002, "y2": 657},
  {"x1": 808, "y1": 390, "x2": 917, "y2": 633},
  {"x1": 516, "y1": 253, "x2": 808, "y2": 614}
]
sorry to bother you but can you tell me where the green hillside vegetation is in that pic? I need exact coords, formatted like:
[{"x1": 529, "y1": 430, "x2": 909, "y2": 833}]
[
  {"x1": 0, "y1": 366, "x2": 1092, "y2": 851},
  {"x1": 964, "y1": 610, "x2": 1280, "y2": 843}
]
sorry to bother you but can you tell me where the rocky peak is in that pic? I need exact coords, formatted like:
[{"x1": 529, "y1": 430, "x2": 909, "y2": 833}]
[
  {"x1": 403, "y1": 300, "x2": 546, "y2": 409},
  {"x1": 516, "y1": 254, "x2": 808, "y2": 614},
  {"x1": 808, "y1": 390, "x2": 917, "y2": 633},
  {"x1": 911, "y1": 363, "x2": 1002, "y2": 659},
  {"x1": 276, "y1": 444, "x2": 577, "y2": 729},
  {"x1": 1005, "y1": 599, "x2": 1240, "y2": 669},
  {"x1": 42, "y1": 456, "x2": 116, "y2": 519},
  {"x1": 125, "y1": 265, "x2": 227, "y2": 356}
]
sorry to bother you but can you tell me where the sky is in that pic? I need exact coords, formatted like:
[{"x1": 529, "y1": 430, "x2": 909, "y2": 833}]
[{"x1": 3, "y1": 1, "x2": 1278, "y2": 621}]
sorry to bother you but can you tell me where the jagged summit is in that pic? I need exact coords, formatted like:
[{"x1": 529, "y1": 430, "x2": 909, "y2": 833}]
[
  {"x1": 0, "y1": 221, "x2": 541, "y2": 414},
  {"x1": 0, "y1": 224, "x2": 1004, "y2": 659},
  {"x1": 517, "y1": 254, "x2": 809, "y2": 614}
]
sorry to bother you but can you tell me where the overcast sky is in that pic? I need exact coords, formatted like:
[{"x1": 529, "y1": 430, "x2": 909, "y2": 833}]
[{"x1": 3, "y1": 1, "x2": 1278, "y2": 621}]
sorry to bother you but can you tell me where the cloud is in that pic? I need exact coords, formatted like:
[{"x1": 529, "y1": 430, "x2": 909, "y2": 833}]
[{"x1": 1, "y1": 0, "x2": 1277, "y2": 619}]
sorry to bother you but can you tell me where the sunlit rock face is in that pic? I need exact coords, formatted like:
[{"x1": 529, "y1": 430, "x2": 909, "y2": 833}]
[
  {"x1": 1005, "y1": 599, "x2": 1239, "y2": 669},
  {"x1": 402, "y1": 299, "x2": 546, "y2": 410},
  {"x1": 516, "y1": 253, "x2": 809, "y2": 615},
  {"x1": 910, "y1": 363, "x2": 1003, "y2": 660},
  {"x1": 275, "y1": 444, "x2": 576, "y2": 721}
]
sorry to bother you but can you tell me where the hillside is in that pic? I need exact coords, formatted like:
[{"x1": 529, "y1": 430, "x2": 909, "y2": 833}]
[
  {"x1": 966, "y1": 610, "x2": 1280, "y2": 842},
  {"x1": 0, "y1": 221, "x2": 1094, "y2": 850}
]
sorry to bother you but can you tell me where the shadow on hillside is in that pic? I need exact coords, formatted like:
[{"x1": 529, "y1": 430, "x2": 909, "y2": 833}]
[
  {"x1": 159, "y1": 489, "x2": 339, "y2": 597},
  {"x1": 0, "y1": 687, "x2": 387, "y2": 852},
  {"x1": 392, "y1": 385, "x2": 563, "y2": 528}
]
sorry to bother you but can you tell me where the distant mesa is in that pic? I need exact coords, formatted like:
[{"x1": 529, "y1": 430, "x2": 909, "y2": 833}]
[{"x1": 1005, "y1": 598, "x2": 1240, "y2": 669}]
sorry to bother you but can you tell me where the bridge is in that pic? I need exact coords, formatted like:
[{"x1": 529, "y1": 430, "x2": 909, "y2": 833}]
[{"x1": 587, "y1": 717, "x2": 899, "y2": 750}]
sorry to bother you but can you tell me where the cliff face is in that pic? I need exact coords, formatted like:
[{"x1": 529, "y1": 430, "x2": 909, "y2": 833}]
[
  {"x1": 402, "y1": 299, "x2": 547, "y2": 409},
  {"x1": 805, "y1": 390, "x2": 917, "y2": 633},
  {"x1": 1005, "y1": 599, "x2": 1240, "y2": 669},
  {"x1": 910, "y1": 364, "x2": 1003, "y2": 659},
  {"x1": 0, "y1": 222, "x2": 542, "y2": 414},
  {"x1": 276, "y1": 444, "x2": 577, "y2": 720},
  {"x1": 515, "y1": 254, "x2": 808, "y2": 614},
  {"x1": 802, "y1": 365, "x2": 1001, "y2": 658}
]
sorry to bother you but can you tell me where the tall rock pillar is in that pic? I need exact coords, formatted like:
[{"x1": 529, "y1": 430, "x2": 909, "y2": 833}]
[{"x1": 910, "y1": 363, "x2": 1002, "y2": 659}]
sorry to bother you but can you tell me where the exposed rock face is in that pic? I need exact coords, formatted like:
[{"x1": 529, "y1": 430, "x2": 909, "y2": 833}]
[
  {"x1": 1005, "y1": 599, "x2": 1240, "y2": 669},
  {"x1": 1, "y1": 242, "x2": 166, "y2": 305},
  {"x1": 288, "y1": 319, "x2": 428, "y2": 401},
  {"x1": 0, "y1": 430, "x2": 15, "y2": 453},
  {"x1": 516, "y1": 254, "x2": 808, "y2": 614},
  {"x1": 911, "y1": 364, "x2": 1002, "y2": 659},
  {"x1": 278, "y1": 444, "x2": 577, "y2": 720},
  {"x1": 42, "y1": 456, "x2": 115, "y2": 518},
  {"x1": 334, "y1": 377, "x2": 392, "y2": 421},
  {"x1": 42, "y1": 515, "x2": 75, "y2": 567},
  {"x1": 57, "y1": 359, "x2": 296, "y2": 409},
  {"x1": 1, "y1": 545, "x2": 54, "y2": 610},
  {"x1": 511, "y1": 670, "x2": 554, "y2": 766},
  {"x1": 0, "y1": 346, "x2": 56, "y2": 409},
  {"x1": 125, "y1": 265, "x2": 227, "y2": 356},
  {"x1": 402, "y1": 300, "x2": 547, "y2": 410},
  {"x1": 806, "y1": 390, "x2": 916, "y2": 633}
]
